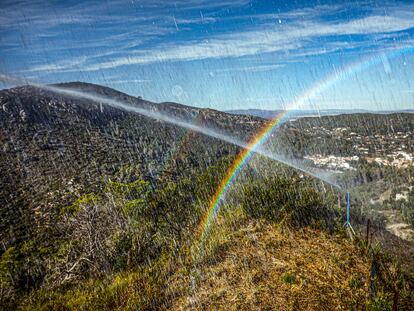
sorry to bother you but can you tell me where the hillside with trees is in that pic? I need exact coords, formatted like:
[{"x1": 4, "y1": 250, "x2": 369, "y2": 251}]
[{"x1": 0, "y1": 84, "x2": 413, "y2": 310}]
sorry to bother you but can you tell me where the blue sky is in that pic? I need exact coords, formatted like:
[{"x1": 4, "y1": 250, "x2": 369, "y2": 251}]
[{"x1": 0, "y1": 0, "x2": 413, "y2": 110}]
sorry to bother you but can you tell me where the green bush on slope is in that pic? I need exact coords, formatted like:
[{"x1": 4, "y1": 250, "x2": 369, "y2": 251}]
[{"x1": 239, "y1": 175, "x2": 339, "y2": 231}]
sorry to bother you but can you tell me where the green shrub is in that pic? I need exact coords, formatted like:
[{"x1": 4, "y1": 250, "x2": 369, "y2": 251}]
[
  {"x1": 349, "y1": 276, "x2": 362, "y2": 289},
  {"x1": 366, "y1": 292, "x2": 392, "y2": 311},
  {"x1": 281, "y1": 272, "x2": 296, "y2": 285},
  {"x1": 239, "y1": 175, "x2": 339, "y2": 231}
]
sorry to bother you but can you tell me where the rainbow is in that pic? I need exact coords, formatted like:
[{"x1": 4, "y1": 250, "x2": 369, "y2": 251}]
[
  {"x1": 196, "y1": 45, "x2": 414, "y2": 245},
  {"x1": 197, "y1": 111, "x2": 288, "y2": 243}
]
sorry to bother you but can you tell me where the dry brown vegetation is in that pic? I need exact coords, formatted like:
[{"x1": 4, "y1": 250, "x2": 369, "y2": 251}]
[
  {"x1": 16, "y1": 206, "x2": 413, "y2": 310},
  {"x1": 172, "y1": 218, "x2": 370, "y2": 310}
]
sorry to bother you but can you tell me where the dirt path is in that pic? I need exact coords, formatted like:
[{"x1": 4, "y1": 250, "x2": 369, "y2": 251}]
[{"x1": 378, "y1": 209, "x2": 414, "y2": 242}]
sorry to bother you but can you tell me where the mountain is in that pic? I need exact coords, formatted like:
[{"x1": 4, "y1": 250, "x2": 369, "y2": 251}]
[
  {"x1": 1, "y1": 82, "x2": 413, "y2": 309},
  {"x1": 1, "y1": 82, "x2": 413, "y2": 252},
  {"x1": 0, "y1": 82, "x2": 264, "y2": 248},
  {"x1": 226, "y1": 108, "x2": 414, "y2": 120}
]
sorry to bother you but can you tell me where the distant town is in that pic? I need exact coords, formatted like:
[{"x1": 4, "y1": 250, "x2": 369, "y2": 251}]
[{"x1": 303, "y1": 126, "x2": 413, "y2": 171}]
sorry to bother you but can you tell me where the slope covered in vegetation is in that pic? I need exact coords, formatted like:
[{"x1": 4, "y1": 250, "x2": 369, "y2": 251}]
[
  {"x1": 1, "y1": 155, "x2": 413, "y2": 310},
  {"x1": 1, "y1": 84, "x2": 413, "y2": 310}
]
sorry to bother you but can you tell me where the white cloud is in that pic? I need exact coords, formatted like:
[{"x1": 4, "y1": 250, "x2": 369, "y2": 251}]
[
  {"x1": 109, "y1": 79, "x2": 152, "y2": 84},
  {"x1": 175, "y1": 16, "x2": 217, "y2": 25},
  {"x1": 131, "y1": 0, "x2": 250, "y2": 11},
  {"x1": 81, "y1": 12, "x2": 414, "y2": 71},
  {"x1": 13, "y1": 2, "x2": 414, "y2": 74},
  {"x1": 23, "y1": 57, "x2": 89, "y2": 73},
  {"x1": 343, "y1": 15, "x2": 414, "y2": 34},
  {"x1": 212, "y1": 64, "x2": 285, "y2": 74},
  {"x1": 0, "y1": 0, "x2": 249, "y2": 29}
]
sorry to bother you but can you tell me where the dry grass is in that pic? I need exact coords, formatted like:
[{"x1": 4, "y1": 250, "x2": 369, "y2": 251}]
[
  {"x1": 18, "y1": 208, "x2": 409, "y2": 310},
  {"x1": 171, "y1": 218, "x2": 370, "y2": 310}
]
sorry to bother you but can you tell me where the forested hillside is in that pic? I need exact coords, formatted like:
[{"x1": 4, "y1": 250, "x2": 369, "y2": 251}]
[
  {"x1": 0, "y1": 83, "x2": 265, "y2": 251},
  {"x1": 1, "y1": 84, "x2": 413, "y2": 309}
]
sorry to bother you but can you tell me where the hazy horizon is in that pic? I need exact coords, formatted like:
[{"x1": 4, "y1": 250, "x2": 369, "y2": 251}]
[{"x1": 1, "y1": 79, "x2": 413, "y2": 114}]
